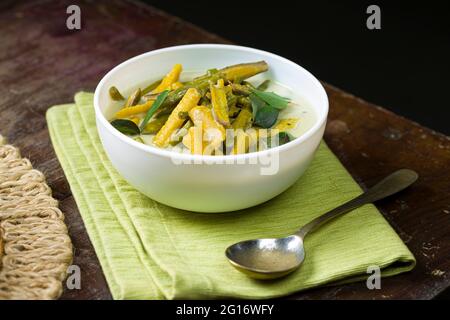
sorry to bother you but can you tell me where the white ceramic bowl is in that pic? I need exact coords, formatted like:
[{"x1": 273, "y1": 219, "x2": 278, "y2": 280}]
[{"x1": 94, "y1": 44, "x2": 328, "y2": 212}]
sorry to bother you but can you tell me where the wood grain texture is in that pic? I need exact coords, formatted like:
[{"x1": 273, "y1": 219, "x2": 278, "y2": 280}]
[{"x1": 0, "y1": 0, "x2": 449, "y2": 300}]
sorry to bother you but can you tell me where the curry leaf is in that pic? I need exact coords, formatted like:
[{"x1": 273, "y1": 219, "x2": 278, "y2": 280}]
[
  {"x1": 252, "y1": 89, "x2": 290, "y2": 110},
  {"x1": 249, "y1": 93, "x2": 265, "y2": 119},
  {"x1": 111, "y1": 119, "x2": 140, "y2": 135},
  {"x1": 139, "y1": 90, "x2": 170, "y2": 131},
  {"x1": 250, "y1": 93, "x2": 280, "y2": 128},
  {"x1": 253, "y1": 105, "x2": 279, "y2": 128}
]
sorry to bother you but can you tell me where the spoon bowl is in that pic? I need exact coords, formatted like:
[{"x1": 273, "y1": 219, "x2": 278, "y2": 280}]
[{"x1": 225, "y1": 236, "x2": 305, "y2": 279}]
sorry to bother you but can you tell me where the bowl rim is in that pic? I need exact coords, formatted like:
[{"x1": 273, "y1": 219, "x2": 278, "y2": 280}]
[{"x1": 94, "y1": 44, "x2": 328, "y2": 162}]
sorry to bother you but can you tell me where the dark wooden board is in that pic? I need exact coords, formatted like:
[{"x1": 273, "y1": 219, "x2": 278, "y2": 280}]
[{"x1": 0, "y1": 0, "x2": 449, "y2": 300}]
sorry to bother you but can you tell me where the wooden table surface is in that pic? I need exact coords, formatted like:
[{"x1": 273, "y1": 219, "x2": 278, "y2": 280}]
[{"x1": 1, "y1": 0, "x2": 449, "y2": 300}]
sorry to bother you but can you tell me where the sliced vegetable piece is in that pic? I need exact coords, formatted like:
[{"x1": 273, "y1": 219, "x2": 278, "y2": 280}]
[
  {"x1": 227, "y1": 92, "x2": 238, "y2": 107},
  {"x1": 242, "y1": 81, "x2": 256, "y2": 88},
  {"x1": 188, "y1": 61, "x2": 268, "y2": 88},
  {"x1": 199, "y1": 96, "x2": 211, "y2": 107},
  {"x1": 142, "y1": 114, "x2": 170, "y2": 134},
  {"x1": 149, "y1": 87, "x2": 190, "y2": 115},
  {"x1": 153, "y1": 88, "x2": 201, "y2": 147},
  {"x1": 170, "y1": 120, "x2": 192, "y2": 145},
  {"x1": 129, "y1": 117, "x2": 140, "y2": 125},
  {"x1": 232, "y1": 129, "x2": 249, "y2": 155},
  {"x1": 153, "y1": 64, "x2": 183, "y2": 93},
  {"x1": 182, "y1": 125, "x2": 223, "y2": 155},
  {"x1": 245, "y1": 128, "x2": 259, "y2": 153},
  {"x1": 220, "y1": 61, "x2": 268, "y2": 82},
  {"x1": 155, "y1": 63, "x2": 258, "y2": 116},
  {"x1": 111, "y1": 119, "x2": 140, "y2": 135},
  {"x1": 182, "y1": 126, "x2": 204, "y2": 155},
  {"x1": 178, "y1": 111, "x2": 189, "y2": 119},
  {"x1": 142, "y1": 92, "x2": 159, "y2": 101},
  {"x1": 188, "y1": 105, "x2": 226, "y2": 142},
  {"x1": 210, "y1": 79, "x2": 230, "y2": 126},
  {"x1": 231, "y1": 83, "x2": 252, "y2": 96},
  {"x1": 273, "y1": 118, "x2": 299, "y2": 131},
  {"x1": 224, "y1": 84, "x2": 232, "y2": 95},
  {"x1": 193, "y1": 68, "x2": 219, "y2": 82},
  {"x1": 125, "y1": 88, "x2": 142, "y2": 107},
  {"x1": 232, "y1": 109, "x2": 253, "y2": 130},
  {"x1": 109, "y1": 86, "x2": 125, "y2": 101},
  {"x1": 115, "y1": 100, "x2": 153, "y2": 118},
  {"x1": 170, "y1": 81, "x2": 184, "y2": 90},
  {"x1": 228, "y1": 104, "x2": 240, "y2": 118},
  {"x1": 237, "y1": 96, "x2": 252, "y2": 110}
]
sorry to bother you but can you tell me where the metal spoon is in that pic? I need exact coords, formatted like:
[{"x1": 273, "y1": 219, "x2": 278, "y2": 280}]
[{"x1": 225, "y1": 169, "x2": 418, "y2": 280}]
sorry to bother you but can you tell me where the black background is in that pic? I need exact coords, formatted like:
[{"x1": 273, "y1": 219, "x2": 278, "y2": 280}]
[{"x1": 146, "y1": 0, "x2": 450, "y2": 134}]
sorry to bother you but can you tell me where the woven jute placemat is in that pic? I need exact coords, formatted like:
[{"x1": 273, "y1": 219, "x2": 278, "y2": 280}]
[{"x1": 0, "y1": 135, "x2": 73, "y2": 299}]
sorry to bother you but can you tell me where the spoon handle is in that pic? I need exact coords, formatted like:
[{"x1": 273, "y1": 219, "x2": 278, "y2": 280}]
[{"x1": 297, "y1": 169, "x2": 418, "y2": 238}]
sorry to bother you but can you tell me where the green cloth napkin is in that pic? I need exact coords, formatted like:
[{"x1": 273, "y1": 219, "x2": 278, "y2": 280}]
[{"x1": 46, "y1": 92, "x2": 415, "y2": 299}]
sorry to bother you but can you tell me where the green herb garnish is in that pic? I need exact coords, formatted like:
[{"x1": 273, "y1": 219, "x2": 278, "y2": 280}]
[
  {"x1": 249, "y1": 93, "x2": 265, "y2": 119},
  {"x1": 250, "y1": 94, "x2": 279, "y2": 128},
  {"x1": 111, "y1": 119, "x2": 140, "y2": 135},
  {"x1": 252, "y1": 90, "x2": 289, "y2": 110},
  {"x1": 139, "y1": 90, "x2": 170, "y2": 131},
  {"x1": 254, "y1": 104, "x2": 280, "y2": 128},
  {"x1": 249, "y1": 88, "x2": 290, "y2": 128}
]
